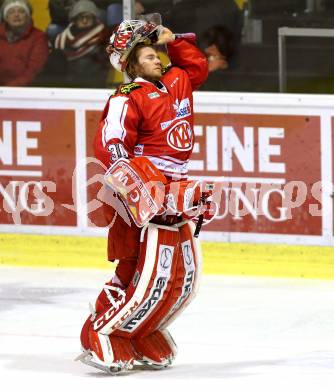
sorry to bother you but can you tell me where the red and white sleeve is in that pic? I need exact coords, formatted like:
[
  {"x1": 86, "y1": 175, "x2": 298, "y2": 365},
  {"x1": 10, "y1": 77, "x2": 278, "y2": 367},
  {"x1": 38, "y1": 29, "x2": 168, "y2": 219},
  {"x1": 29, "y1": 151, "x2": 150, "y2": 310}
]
[
  {"x1": 94, "y1": 94, "x2": 141, "y2": 169},
  {"x1": 167, "y1": 37, "x2": 209, "y2": 91}
]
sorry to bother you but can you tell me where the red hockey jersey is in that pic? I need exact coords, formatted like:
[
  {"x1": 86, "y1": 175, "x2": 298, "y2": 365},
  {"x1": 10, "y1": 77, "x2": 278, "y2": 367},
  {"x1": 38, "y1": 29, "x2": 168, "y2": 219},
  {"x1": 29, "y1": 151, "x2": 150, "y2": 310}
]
[{"x1": 94, "y1": 37, "x2": 208, "y2": 180}]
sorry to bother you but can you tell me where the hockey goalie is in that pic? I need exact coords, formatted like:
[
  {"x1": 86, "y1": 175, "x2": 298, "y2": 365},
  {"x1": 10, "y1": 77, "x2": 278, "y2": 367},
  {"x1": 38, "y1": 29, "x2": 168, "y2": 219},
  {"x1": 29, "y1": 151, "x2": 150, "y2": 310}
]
[{"x1": 76, "y1": 19, "x2": 217, "y2": 374}]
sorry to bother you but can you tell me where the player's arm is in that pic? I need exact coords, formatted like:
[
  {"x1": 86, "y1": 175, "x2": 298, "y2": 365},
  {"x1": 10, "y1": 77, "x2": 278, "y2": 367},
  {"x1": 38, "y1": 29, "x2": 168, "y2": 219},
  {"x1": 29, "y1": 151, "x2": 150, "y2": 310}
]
[
  {"x1": 157, "y1": 27, "x2": 208, "y2": 90},
  {"x1": 94, "y1": 87, "x2": 141, "y2": 168}
]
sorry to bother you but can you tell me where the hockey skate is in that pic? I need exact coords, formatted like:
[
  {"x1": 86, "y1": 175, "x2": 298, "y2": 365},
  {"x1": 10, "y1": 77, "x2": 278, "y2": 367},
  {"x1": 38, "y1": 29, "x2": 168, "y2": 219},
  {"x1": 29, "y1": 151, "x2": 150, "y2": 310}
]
[
  {"x1": 75, "y1": 348, "x2": 133, "y2": 375},
  {"x1": 78, "y1": 308, "x2": 136, "y2": 375}
]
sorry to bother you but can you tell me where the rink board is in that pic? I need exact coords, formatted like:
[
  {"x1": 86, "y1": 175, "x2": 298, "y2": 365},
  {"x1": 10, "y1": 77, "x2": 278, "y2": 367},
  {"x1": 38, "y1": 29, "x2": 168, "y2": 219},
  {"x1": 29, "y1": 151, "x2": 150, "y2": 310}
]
[
  {"x1": 1, "y1": 232, "x2": 334, "y2": 279},
  {"x1": 0, "y1": 88, "x2": 334, "y2": 246}
]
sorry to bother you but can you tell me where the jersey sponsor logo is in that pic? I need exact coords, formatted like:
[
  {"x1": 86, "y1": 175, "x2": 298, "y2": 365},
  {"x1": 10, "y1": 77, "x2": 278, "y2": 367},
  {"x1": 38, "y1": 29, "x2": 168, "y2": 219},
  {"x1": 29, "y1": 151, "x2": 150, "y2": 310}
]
[
  {"x1": 173, "y1": 98, "x2": 191, "y2": 119},
  {"x1": 161, "y1": 119, "x2": 173, "y2": 130},
  {"x1": 167, "y1": 120, "x2": 193, "y2": 151},
  {"x1": 148, "y1": 92, "x2": 160, "y2": 99},
  {"x1": 160, "y1": 98, "x2": 191, "y2": 130},
  {"x1": 134, "y1": 144, "x2": 144, "y2": 156},
  {"x1": 170, "y1": 77, "x2": 179, "y2": 88}
]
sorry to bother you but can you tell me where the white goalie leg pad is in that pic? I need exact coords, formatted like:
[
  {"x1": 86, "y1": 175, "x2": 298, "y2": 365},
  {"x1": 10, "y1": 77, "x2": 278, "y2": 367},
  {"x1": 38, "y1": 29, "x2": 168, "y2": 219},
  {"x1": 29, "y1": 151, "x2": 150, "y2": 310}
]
[
  {"x1": 92, "y1": 224, "x2": 160, "y2": 335},
  {"x1": 161, "y1": 328, "x2": 178, "y2": 357},
  {"x1": 88, "y1": 334, "x2": 121, "y2": 372},
  {"x1": 93, "y1": 333, "x2": 115, "y2": 366},
  {"x1": 157, "y1": 220, "x2": 202, "y2": 330},
  {"x1": 118, "y1": 223, "x2": 180, "y2": 334},
  {"x1": 76, "y1": 333, "x2": 134, "y2": 374}
]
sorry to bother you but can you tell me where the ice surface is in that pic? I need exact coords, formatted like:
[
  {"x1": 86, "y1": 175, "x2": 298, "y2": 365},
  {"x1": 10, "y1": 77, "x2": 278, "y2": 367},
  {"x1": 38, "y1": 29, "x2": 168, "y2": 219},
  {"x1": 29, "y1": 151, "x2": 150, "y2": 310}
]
[{"x1": 1, "y1": 267, "x2": 334, "y2": 390}]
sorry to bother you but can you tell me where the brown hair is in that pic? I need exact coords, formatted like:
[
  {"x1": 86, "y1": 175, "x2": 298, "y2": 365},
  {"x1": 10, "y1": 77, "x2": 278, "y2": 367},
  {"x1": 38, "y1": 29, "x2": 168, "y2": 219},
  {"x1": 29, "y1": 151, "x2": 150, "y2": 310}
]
[{"x1": 125, "y1": 42, "x2": 155, "y2": 80}]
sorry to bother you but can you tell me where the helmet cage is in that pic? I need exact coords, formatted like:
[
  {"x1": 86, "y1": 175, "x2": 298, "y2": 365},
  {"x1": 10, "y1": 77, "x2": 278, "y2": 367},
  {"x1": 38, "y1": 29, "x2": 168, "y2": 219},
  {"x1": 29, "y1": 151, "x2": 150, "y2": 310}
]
[{"x1": 107, "y1": 19, "x2": 160, "y2": 72}]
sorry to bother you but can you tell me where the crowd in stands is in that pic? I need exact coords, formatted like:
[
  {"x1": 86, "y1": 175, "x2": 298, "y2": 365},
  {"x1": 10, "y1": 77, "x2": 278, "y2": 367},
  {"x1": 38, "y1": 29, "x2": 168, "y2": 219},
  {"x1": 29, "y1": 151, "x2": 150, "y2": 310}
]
[
  {"x1": 0, "y1": 0, "x2": 243, "y2": 88},
  {"x1": 0, "y1": 0, "x2": 48, "y2": 86}
]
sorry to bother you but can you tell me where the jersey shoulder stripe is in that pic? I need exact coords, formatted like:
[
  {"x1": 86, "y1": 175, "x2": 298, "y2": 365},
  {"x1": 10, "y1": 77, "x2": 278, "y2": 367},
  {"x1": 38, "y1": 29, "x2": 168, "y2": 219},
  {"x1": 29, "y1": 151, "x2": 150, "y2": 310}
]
[
  {"x1": 162, "y1": 65, "x2": 172, "y2": 75},
  {"x1": 117, "y1": 82, "x2": 142, "y2": 95}
]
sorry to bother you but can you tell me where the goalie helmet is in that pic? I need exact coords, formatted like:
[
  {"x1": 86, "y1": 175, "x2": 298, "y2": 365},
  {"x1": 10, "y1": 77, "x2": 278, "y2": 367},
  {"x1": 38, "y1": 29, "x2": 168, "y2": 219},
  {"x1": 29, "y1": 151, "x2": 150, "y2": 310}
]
[{"x1": 106, "y1": 19, "x2": 160, "y2": 72}]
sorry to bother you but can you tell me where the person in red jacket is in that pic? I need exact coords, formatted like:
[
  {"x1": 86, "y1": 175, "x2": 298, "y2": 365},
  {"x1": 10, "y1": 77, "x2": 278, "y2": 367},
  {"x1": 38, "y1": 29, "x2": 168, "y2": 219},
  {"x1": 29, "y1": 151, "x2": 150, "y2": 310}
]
[
  {"x1": 77, "y1": 19, "x2": 212, "y2": 374},
  {"x1": 0, "y1": 0, "x2": 49, "y2": 86}
]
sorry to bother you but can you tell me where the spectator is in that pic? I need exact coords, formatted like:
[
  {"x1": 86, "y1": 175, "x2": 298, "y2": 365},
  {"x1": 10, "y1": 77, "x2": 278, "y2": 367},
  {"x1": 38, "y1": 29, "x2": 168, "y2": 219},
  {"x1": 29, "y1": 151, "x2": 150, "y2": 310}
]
[
  {"x1": 47, "y1": 0, "x2": 145, "y2": 42},
  {"x1": 202, "y1": 25, "x2": 235, "y2": 72},
  {"x1": 47, "y1": 0, "x2": 76, "y2": 43},
  {"x1": 47, "y1": 1, "x2": 108, "y2": 44},
  {"x1": 0, "y1": 0, "x2": 49, "y2": 86},
  {"x1": 54, "y1": 0, "x2": 109, "y2": 87},
  {"x1": 135, "y1": 0, "x2": 145, "y2": 15},
  {"x1": 168, "y1": 0, "x2": 242, "y2": 50}
]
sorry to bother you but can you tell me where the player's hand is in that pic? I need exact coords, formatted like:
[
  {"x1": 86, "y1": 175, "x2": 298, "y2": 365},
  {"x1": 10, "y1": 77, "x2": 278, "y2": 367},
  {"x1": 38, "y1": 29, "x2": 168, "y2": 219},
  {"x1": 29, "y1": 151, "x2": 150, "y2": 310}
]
[
  {"x1": 156, "y1": 26, "x2": 175, "y2": 44},
  {"x1": 205, "y1": 45, "x2": 228, "y2": 72}
]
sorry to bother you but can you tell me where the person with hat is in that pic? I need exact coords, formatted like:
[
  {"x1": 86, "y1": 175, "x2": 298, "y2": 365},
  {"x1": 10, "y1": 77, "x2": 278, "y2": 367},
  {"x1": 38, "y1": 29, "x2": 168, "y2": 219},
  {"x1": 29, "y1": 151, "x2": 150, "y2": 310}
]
[
  {"x1": 54, "y1": 0, "x2": 109, "y2": 87},
  {"x1": 46, "y1": 0, "x2": 76, "y2": 43},
  {"x1": 0, "y1": 0, "x2": 48, "y2": 86}
]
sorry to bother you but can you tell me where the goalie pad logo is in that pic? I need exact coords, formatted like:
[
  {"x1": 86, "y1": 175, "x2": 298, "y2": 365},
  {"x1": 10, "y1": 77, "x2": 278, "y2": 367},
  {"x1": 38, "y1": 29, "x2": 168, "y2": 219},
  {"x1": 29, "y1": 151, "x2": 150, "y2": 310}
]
[
  {"x1": 120, "y1": 244, "x2": 174, "y2": 332},
  {"x1": 158, "y1": 239, "x2": 196, "y2": 328},
  {"x1": 104, "y1": 158, "x2": 164, "y2": 227}
]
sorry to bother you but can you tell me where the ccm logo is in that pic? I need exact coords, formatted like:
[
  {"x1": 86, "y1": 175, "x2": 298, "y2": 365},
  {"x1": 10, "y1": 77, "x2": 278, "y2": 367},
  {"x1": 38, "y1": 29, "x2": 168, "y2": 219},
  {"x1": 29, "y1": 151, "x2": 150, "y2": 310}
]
[
  {"x1": 93, "y1": 300, "x2": 139, "y2": 331},
  {"x1": 167, "y1": 120, "x2": 193, "y2": 151}
]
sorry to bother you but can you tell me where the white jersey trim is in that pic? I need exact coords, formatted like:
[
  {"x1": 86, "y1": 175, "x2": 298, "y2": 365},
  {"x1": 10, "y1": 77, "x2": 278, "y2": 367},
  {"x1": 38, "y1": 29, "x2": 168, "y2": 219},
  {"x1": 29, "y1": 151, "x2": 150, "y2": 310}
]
[
  {"x1": 102, "y1": 96, "x2": 129, "y2": 147},
  {"x1": 160, "y1": 155, "x2": 189, "y2": 164}
]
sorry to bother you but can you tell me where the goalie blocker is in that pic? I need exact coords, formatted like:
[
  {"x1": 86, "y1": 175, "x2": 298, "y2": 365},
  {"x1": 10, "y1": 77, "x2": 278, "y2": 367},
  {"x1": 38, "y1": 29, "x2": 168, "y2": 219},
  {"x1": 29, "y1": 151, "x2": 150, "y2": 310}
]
[
  {"x1": 104, "y1": 157, "x2": 168, "y2": 227},
  {"x1": 79, "y1": 220, "x2": 202, "y2": 373},
  {"x1": 104, "y1": 156, "x2": 218, "y2": 229}
]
